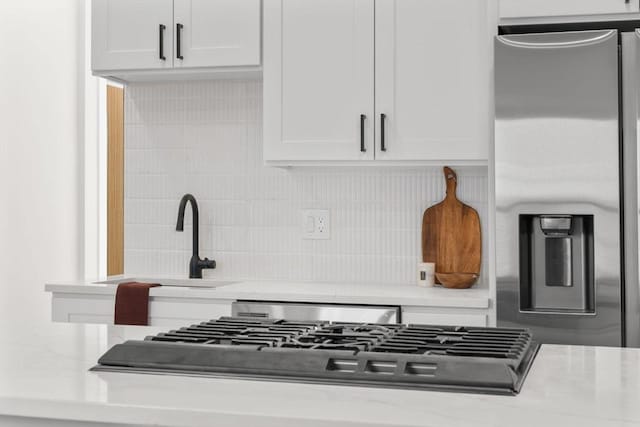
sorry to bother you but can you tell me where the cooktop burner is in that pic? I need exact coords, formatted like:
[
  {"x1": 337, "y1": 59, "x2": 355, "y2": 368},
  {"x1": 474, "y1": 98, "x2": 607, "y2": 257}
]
[
  {"x1": 92, "y1": 317, "x2": 539, "y2": 395},
  {"x1": 281, "y1": 323, "x2": 398, "y2": 352}
]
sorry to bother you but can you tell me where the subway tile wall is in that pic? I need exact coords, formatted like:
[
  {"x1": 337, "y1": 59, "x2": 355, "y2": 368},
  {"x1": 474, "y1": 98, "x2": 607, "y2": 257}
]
[{"x1": 124, "y1": 79, "x2": 489, "y2": 287}]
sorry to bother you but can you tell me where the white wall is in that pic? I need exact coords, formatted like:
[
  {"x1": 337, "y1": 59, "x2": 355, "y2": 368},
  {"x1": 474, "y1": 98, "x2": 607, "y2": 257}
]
[
  {"x1": 0, "y1": 0, "x2": 85, "y2": 325},
  {"x1": 124, "y1": 80, "x2": 490, "y2": 287}
]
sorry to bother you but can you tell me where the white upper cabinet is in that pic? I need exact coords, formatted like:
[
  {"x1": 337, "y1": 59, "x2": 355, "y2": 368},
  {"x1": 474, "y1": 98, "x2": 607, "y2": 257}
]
[
  {"x1": 263, "y1": 0, "x2": 495, "y2": 164},
  {"x1": 92, "y1": 0, "x2": 174, "y2": 71},
  {"x1": 375, "y1": 0, "x2": 491, "y2": 161},
  {"x1": 92, "y1": 0, "x2": 261, "y2": 77},
  {"x1": 500, "y1": 0, "x2": 639, "y2": 19},
  {"x1": 173, "y1": 0, "x2": 261, "y2": 68},
  {"x1": 263, "y1": 0, "x2": 375, "y2": 161}
]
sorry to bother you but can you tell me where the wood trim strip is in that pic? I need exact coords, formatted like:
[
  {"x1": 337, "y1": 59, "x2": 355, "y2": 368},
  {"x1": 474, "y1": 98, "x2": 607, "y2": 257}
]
[{"x1": 107, "y1": 85, "x2": 124, "y2": 276}]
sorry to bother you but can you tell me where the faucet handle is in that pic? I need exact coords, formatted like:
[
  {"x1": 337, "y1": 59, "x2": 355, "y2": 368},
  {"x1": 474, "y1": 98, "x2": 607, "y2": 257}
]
[{"x1": 199, "y1": 257, "x2": 216, "y2": 270}]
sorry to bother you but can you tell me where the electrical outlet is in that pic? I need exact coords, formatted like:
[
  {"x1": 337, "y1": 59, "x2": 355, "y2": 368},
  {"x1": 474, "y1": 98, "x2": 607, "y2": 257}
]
[{"x1": 302, "y1": 209, "x2": 330, "y2": 239}]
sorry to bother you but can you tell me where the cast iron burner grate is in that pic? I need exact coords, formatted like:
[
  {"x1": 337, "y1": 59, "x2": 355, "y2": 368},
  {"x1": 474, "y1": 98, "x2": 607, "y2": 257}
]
[
  {"x1": 147, "y1": 318, "x2": 320, "y2": 347},
  {"x1": 92, "y1": 317, "x2": 539, "y2": 395}
]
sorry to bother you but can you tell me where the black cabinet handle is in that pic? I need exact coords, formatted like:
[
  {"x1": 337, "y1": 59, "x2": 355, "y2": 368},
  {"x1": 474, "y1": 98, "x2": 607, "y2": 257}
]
[
  {"x1": 176, "y1": 23, "x2": 184, "y2": 60},
  {"x1": 159, "y1": 24, "x2": 166, "y2": 60},
  {"x1": 360, "y1": 114, "x2": 366, "y2": 152},
  {"x1": 380, "y1": 113, "x2": 387, "y2": 152}
]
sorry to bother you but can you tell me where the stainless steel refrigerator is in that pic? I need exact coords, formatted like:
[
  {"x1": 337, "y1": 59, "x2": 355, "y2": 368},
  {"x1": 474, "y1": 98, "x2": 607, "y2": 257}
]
[{"x1": 495, "y1": 25, "x2": 640, "y2": 347}]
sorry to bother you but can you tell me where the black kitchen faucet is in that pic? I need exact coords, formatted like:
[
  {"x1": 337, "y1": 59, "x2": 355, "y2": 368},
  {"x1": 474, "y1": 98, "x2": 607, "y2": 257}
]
[{"x1": 176, "y1": 194, "x2": 216, "y2": 279}]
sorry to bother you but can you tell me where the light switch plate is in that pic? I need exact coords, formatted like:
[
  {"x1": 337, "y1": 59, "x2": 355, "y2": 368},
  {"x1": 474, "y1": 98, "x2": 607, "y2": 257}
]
[{"x1": 301, "y1": 209, "x2": 330, "y2": 239}]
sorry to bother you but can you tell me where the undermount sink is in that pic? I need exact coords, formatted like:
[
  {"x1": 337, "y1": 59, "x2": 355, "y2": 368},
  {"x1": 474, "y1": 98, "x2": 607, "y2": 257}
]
[{"x1": 95, "y1": 277, "x2": 236, "y2": 289}]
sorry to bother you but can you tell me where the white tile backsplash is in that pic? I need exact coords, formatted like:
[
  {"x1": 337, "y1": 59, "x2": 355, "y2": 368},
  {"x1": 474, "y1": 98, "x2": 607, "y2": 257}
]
[{"x1": 124, "y1": 79, "x2": 489, "y2": 287}]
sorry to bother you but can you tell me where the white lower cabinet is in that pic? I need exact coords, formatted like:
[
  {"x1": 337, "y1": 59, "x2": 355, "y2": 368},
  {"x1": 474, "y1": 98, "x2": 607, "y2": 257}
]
[
  {"x1": 48, "y1": 286, "x2": 492, "y2": 328},
  {"x1": 51, "y1": 295, "x2": 489, "y2": 327},
  {"x1": 51, "y1": 293, "x2": 231, "y2": 326},
  {"x1": 402, "y1": 307, "x2": 488, "y2": 327}
]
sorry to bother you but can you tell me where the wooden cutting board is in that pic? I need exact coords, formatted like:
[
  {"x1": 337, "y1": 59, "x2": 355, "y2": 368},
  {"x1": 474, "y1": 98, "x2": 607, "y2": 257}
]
[{"x1": 422, "y1": 167, "x2": 481, "y2": 288}]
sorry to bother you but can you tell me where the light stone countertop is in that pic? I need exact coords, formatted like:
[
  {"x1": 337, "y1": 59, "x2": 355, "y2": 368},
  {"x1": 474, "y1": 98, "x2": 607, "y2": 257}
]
[
  {"x1": 1, "y1": 316, "x2": 640, "y2": 427},
  {"x1": 500, "y1": 12, "x2": 640, "y2": 26},
  {"x1": 45, "y1": 277, "x2": 491, "y2": 308}
]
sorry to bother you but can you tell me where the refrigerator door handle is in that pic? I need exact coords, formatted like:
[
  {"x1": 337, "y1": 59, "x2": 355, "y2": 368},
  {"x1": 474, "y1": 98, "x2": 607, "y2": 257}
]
[
  {"x1": 498, "y1": 30, "x2": 616, "y2": 49},
  {"x1": 621, "y1": 29, "x2": 640, "y2": 347}
]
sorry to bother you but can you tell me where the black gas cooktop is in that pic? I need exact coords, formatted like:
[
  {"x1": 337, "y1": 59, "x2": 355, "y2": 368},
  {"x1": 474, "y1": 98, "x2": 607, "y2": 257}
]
[{"x1": 92, "y1": 317, "x2": 539, "y2": 395}]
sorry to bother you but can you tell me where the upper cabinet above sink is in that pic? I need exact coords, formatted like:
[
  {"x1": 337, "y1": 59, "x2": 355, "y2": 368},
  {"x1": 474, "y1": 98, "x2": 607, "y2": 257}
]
[
  {"x1": 263, "y1": 0, "x2": 497, "y2": 166},
  {"x1": 91, "y1": 0, "x2": 261, "y2": 81}
]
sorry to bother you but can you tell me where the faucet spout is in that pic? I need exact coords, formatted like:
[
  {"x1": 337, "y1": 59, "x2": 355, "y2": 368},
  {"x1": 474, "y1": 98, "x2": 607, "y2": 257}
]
[
  {"x1": 176, "y1": 193, "x2": 199, "y2": 258},
  {"x1": 176, "y1": 194, "x2": 215, "y2": 278}
]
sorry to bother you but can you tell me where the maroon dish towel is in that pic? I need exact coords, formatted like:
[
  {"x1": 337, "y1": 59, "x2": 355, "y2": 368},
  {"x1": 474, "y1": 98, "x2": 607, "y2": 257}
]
[{"x1": 114, "y1": 282, "x2": 161, "y2": 325}]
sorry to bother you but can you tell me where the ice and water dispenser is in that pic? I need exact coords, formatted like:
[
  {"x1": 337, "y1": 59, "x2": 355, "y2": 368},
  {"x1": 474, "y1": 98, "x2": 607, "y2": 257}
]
[{"x1": 519, "y1": 215, "x2": 595, "y2": 313}]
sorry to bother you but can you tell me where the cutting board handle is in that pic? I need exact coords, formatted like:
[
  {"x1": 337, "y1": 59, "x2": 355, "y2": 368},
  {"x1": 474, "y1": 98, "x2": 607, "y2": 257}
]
[{"x1": 444, "y1": 166, "x2": 457, "y2": 201}]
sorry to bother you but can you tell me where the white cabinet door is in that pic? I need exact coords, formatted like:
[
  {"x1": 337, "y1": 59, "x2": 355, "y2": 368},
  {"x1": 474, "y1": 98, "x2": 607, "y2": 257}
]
[
  {"x1": 92, "y1": 0, "x2": 174, "y2": 71},
  {"x1": 173, "y1": 0, "x2": 261, "y2": 68},
  {"x1": 500, "y1": 0, "x2": 639, "y2": 18},
  {"x1": 51, "y1": 292, "x2": 232, "y2": 326},
  {"x1": 375, "y1": 0, "x2": 493, "y2": 161},
  {"x1": 263, "y1": 0, "x2": 375, "y2": 162}
]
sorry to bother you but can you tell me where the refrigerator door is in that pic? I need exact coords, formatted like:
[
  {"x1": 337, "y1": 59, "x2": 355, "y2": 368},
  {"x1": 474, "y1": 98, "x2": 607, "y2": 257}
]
[
  {"x1": 495, "y1": 30, "x2": 622, "y2": 346},
  {"x1": 623, "y1": 30, "x2": 640, "y2": 347}
]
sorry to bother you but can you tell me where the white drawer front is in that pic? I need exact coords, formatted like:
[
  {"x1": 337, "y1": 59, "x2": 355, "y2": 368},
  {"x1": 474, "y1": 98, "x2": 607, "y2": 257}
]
[{"x1": 402, "y1": 311, "x2": 487, "y2": 327}]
